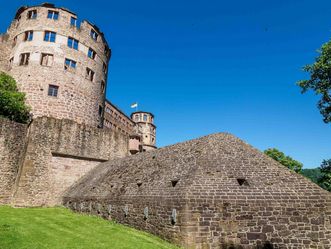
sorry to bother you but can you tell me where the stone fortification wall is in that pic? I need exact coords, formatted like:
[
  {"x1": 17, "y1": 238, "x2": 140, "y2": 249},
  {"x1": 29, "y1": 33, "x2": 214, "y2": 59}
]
[
  {"x1": 0, "y1": 118, "x2": 28, "y2": 204},
  {"x1": 0, "y1": 34, "x2": 11, "y2": 72},
  {"x1": 0, "y1": 4, "x2": 110, "y2": 127},
  {"x1": 64, "y1": 133, "x2": 331, "y2": 249},
  {"x1": 0, "y1": 117, "x2": 128, "y2": 207}
]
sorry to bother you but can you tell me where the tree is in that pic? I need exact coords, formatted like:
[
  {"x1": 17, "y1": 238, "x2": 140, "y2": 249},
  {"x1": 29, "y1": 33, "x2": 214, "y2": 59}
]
[
  {"x1": 0, "y1": 72, "x2": 30, "y2": 123},
  {"x1": 318, "y1": 159, "x2": 331, "y2": 191},
  {"x1": 301, "y1": 168, "x2": 322, "y2": 184},
  {"x1": 297, "y1": 40, "x2": 331, "y2": 123},
  {"x1": 264, "y1": 148, "x2": 303, "y2": 173}
]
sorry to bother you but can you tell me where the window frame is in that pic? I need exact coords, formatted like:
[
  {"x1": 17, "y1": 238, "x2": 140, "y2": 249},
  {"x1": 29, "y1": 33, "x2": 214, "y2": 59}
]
[
  {"x1": 85, "y1": 67, "x2": 95, "y2": 82},
  {"x1": 67, "y1": 37, "x2": 79, "y2": 50},
  {"x1": 40, "y1": 53, "x2": 54, "y2": 67},
  {"x1": 48, "y1": 85, "x2": 59, "y2": 97},
  {"x1": 44, "y1": 31, "x2": 56, "y2": 42},
  {"x1": 19, "y1": 53, "x2": 30, "y2": 66},
  {"x1": 70, "y1": 17, "x2": 77, "y2": 27},
  {"x1": 27, "y1": 10, "x2": 37, "y2": 19},
  {"x1": 47, "y1": 10, "x2": 59, "y2": 20},
  {"x1": 64, "y1": 58, "x2": 77, "y2": 70},
  {"x1": 88, "y1": 48, "x2": 96, "y2": 59},
  {"x1": 24, "y1": 30, "x2": 34, "y2": 41},
  {"x1": 90, "y1": 29, "x2": 98, "y2": 41}
]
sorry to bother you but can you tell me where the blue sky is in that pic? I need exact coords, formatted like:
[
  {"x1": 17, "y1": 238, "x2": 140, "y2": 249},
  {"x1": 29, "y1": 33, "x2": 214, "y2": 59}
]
[{"x1": 1, "y1": 0, "x2": 330, "y2": 168}]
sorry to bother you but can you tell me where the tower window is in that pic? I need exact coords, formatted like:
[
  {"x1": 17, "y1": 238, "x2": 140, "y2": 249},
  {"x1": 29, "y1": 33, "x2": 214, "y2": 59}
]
[
  {"x1": 64, "y1": 58, "x2": 76, "y2": 70},
  {"x1": 40, "y1": 53, "x2": 54, "y2": 67},
  {"x1": 101, "y1": 81, "x2": 105, "y2": 93},
  {"x1": 48, "y1": 85, "x2": 59, "y2": 97},
  {"x1": 88, "y1": 48, "x2": 96, "y2": 59},
  {"x1": 24, "y1": 31, "x2": 33, "y2": 41},
  {"x1": 47, "y1": 10, "x2": 59, "y2": 20},
  {"x1": 104, "y1": 45, "x2": 110, "y2": 57},
  {"x1": 67, "y1": 37, "x2": 79, "y2": 50},
  {"x1": 9, "y1": 57, "x2": 14, "y2": 69},
  {"x1": 12, "y1": 36, "x2": 17, "y2": 47},
  {"x1": 70, "y1": 17, "x2": 77, "y2": 27},
  {"x1": 103, "y1": 63, "x2": 107, "y2": 73},
  {"x1": 99, "y1": 105, "x2": 103, "y2": 116},
  {"x1": 19, "y1": 53, "x2": 30, "y2": 66},
  {"x1": 90, "y1": 29, "x2": 98, "y2": 41},
  {"x1": 143, "y1": 114, "x2": 147, "y2": 121},
  {"x1": 85, "y1": 68, "x2": 95, "y2": 81},
  {"x1": 44, "y1": 31, "x2": 56, "y2": 42},
  {"x1": 27, "y1": 10, "x2": 37, "y2": 19}
]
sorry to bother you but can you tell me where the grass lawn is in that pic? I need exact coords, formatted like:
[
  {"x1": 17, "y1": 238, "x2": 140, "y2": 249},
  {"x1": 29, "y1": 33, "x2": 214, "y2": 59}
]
[{"x1": 0, "y1": 206, "x2": 180, "y2": 249}]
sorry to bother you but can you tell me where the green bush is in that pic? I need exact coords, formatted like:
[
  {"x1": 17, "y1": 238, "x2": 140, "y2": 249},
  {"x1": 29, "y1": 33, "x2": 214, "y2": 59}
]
[{"x1": 0, "y1": 72, "x2": 30, "y2": 123}]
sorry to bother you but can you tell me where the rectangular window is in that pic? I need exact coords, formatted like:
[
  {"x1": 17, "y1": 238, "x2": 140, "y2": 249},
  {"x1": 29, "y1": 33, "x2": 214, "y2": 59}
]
[
  {"x1": 90, "y1": 29, "x2": 98, "y2": 41},
  {"x1": 104, "y1": 45, "x2": 110, "y2": 57},
  {"x1": 27, "y1": 10, "x2": 37, "y2": 19},
  {"x1": 99, "y1": 106, "x2": 103, "y2": 116},
  {"x1": 88, "y1": 48, "x2": 96, "y2": 59},
  {"x1": 102, "y1": 63, "x2": 107, "y2": 73},
  {"x1": 70, "y1": 17, "x2": 77, "y2": 27},
  {"x1": 44, "y1": 31, "x2": 56, "y2": 42},
  {"x1": 85, "y1": 68, "x2": 95, "y2": 81},
  {"x1": 67, "y1": 37, "x2": 79, "y2": 50},
  {"x1": 19, "y1": 53, "x2": 30, "y2": 66},
  {"x1": 47, "y1": 10, "x2": 59, "y2": 20},
  {"x1": 40, "y1": 53, "x2": 54, "y2": 67},
  {"x1": 12, "y1": 36, "x2": 17, "y2": 47},
  {"x1": 9, "y1": 57, "x2": 14, "y2": 69},
  {"x1": 24, "y1": 31, "x2": 33, "y2": 41},
  {"x1": 101, "y1": 81, "x2": 105, "y2": 93},
  {"x1": 48, "y1": 85, "x2": 59, "y2": 97},
  {"x1": 64, "y1": 58, "x2": 77, "y2": 69},
  {"x1": 143, "y1": 114, "x2": 148, "y2": 121}
]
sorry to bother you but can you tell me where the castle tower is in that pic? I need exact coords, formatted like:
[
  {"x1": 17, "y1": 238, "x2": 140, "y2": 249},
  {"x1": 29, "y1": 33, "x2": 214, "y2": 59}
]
[
  {"x1": 131, "y1": 111, "x2": 156, "y2": 152},
  {"x1": 0, "y1": 3, "x2": 111, "y2": 127}
]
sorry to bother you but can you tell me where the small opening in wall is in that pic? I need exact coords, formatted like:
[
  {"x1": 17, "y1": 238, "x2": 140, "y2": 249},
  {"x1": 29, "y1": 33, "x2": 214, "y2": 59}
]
[
  {"x1": 171, "y1": 180, "x2": 179, "y2": 187},
  {"x1": 110, "y1": 184, "x2": 114, "y2": 188},
  {"x1": 237, "y1": 178, "x2": 249, "y2": 186},
  {"x1": 137, "y1": 182, "x2": 142, "y2": 187}
]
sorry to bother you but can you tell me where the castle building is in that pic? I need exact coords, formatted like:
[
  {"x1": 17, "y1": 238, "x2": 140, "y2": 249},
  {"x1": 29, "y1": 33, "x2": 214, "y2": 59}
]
[
  {"x1": 131, "y1": 111, "x2": 156, "y2": 152},
  {"x1": 0, "y1": 3, "x2": 110, "y2": 127},
  {"x1": 103, "y1": 100, "x2": 135, "y2": 136},
  {"x1": 0, "y1": 3, "x2": 156, "y2": 152}
]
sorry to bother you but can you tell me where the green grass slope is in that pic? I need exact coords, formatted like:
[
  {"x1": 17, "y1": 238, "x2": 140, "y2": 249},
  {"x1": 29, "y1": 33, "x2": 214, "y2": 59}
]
[{"x1": 0, "y1": 206, "x2": 179, "y2": 249}]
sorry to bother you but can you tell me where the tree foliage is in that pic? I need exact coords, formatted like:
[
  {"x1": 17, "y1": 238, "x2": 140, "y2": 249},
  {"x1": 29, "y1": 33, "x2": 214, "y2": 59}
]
[
  {"x1": 297, "y1": 41, "x2": 331, "y2": 123},
  {"x1": 318, "y1": 159, "x2": 331, "y2": 191},
  {"x1": 264, "y1": 148, "x2": 303, "y2": 173},
  {"x1": 0, "y1": 72, "x2": 30, "y2": 123},
  {"x1": 301, "y1": 168, "x2": 322, "y2": 184}
]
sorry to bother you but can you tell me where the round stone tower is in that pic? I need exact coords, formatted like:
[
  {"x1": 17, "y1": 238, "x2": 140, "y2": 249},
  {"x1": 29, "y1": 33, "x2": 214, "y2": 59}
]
[
  {"x1": 131, "y1": 111, "x2": 156, "y2": 152},
  {"x1": 0, "y1": 3, "x2": 111, "y2": 127}
]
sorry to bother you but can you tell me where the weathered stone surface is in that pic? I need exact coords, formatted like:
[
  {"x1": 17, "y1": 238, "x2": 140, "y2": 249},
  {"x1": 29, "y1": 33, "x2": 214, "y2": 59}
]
[
  {"x1": 0, "y1": 118, "x2": 27, "y2": 204},
  {"x1": 64, "y1": 133, "x2": 331, "y2": 249},
  {"x1": 0, "y1": 117, "x2": 129, "y2": 206},
  {"x1": 0, "y1": 4, "x2": 110, "y2": 127}
]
